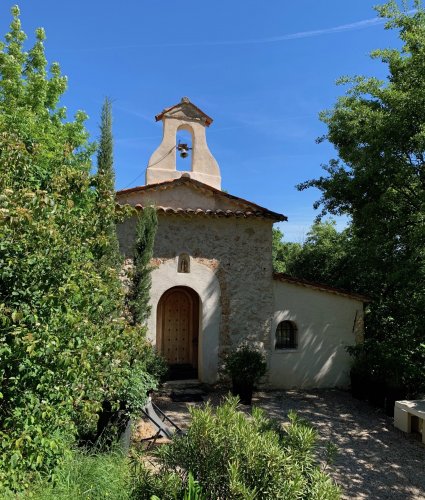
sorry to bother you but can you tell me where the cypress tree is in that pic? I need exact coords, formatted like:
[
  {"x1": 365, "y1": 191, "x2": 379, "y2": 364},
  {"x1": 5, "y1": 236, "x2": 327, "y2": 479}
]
[
  {"x1": 130, "y1": 206, "x2": 158, "y2": 325},
  {"x1": 95, "y1": 97, "x2": 121, "y2": 269}
]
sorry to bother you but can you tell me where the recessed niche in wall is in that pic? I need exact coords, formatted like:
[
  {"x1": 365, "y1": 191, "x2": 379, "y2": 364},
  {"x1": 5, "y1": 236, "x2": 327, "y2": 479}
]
[{"x1": 178, "y1": 253, "x2": 190, "y2": 273}]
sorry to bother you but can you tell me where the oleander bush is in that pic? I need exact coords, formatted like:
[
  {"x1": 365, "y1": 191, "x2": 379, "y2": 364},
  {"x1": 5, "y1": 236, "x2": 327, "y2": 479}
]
[
  {"x1": 131, "y1": 463, "x2": 183, "y2": 500},
  {"x1": 135, "y1": 396, "x2": 340, "y2": 500}
]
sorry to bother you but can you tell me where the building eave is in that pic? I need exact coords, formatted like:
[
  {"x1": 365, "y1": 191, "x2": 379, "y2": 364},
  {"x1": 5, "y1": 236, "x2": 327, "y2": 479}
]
[{"x1": 273, "y1": 272, "x2": 370, "y2": 302}]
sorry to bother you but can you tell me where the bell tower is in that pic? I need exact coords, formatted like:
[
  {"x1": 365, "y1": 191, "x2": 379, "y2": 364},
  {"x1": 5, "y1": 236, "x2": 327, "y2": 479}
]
[{"x1": 146, "y1": 97, "x2": 221, "y2": 190}]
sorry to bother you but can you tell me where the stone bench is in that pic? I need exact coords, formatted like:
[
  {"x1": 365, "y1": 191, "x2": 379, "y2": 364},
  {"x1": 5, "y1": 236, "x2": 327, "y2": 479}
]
[{"x1": 394, "y1": 400, "x2": 425, "y2": 443}]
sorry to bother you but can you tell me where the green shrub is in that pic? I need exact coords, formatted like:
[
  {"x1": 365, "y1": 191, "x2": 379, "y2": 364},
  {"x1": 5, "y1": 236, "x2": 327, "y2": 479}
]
[
  {"x1": 136, "y1": 396, "x2": 340, "y2": 500},
  {"x1": 142, "y1": 343, "x2": 169, "y2": 384},
  {"x1": 132, "y1": 467, "x2": 205, "y2": 500},
  {"x1": 181, "y1": 473, "x2": 205, "y2": 500},
  {"x1": 222, "y1": 343, "x2": 267, "y2": 383},
  {"x1": 130, "y1": 459, "x2": 182, "y2": 500}
]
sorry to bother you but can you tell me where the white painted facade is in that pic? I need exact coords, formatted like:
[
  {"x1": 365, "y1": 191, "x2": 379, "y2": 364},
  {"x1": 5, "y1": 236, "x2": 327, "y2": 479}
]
[
  {"x1": 116, "y1": 98, "x2": 365, "y2": 389},
  {"x1": 270, "y1": 281, "x2": 364, "y2": 388}
]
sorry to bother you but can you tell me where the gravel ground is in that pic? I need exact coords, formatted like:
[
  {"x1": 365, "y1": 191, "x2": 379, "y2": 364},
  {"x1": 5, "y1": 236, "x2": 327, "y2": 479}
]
[{"x1": 153, "y1": 389, "x2": 425, "y2": 500}]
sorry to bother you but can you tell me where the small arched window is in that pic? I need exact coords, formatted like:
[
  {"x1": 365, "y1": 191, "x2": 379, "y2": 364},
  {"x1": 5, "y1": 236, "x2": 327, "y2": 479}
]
[{"x1": 275, "y1": 321, "x2": 297, "y2": 350}]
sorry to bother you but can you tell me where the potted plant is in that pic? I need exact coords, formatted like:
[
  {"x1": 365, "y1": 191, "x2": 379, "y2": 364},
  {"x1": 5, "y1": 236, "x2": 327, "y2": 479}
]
[{"x1": 222, "y1": 343, "x2": 267, "y2": 405}]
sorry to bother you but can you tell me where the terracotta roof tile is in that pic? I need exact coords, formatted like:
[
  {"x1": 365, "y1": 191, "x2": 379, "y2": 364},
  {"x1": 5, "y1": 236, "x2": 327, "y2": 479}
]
[
  {"x1": 155, "y1": 97, "x2": 213, "y2": 126},
  {"x1": 128, "y1": 204, "x2": 280, "y2": 220}
]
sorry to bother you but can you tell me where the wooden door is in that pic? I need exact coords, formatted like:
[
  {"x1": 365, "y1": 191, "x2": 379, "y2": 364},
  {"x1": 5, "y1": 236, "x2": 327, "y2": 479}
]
[{"x1": 157, "y1": 287, "x2": 199, "y2": 368}]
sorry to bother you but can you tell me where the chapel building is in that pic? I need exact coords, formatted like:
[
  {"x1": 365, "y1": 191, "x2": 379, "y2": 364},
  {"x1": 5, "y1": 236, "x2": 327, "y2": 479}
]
[{"x1": 116, "y1": 97, "x2": 365, "y2": 387}]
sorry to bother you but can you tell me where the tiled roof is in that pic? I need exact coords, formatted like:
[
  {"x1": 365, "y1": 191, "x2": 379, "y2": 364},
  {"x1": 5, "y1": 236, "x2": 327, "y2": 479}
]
[
  {"x1": 273, "y1": 272, "x2": 370, "y2": 302},
  {"x1": 132, "y1": 205, "x2": 276, "y2": 219},
  {"x1": 155, "y1": 97, "x2": 213, "y2": 126},
  {"x1": 116, "y1": 177, "x2": 287, "y2": 222}
]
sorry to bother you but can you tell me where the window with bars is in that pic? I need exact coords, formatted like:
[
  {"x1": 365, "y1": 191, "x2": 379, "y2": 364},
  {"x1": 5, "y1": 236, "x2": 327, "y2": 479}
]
[{"x1": 275, "y1": 321, "x2": 297, "y2": 350}]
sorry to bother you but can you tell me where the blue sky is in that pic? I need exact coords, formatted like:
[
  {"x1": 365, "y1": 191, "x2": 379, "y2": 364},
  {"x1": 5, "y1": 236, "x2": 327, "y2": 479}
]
[{"x1": 1, "y1": 1, "x2": 403, "y2": 241}]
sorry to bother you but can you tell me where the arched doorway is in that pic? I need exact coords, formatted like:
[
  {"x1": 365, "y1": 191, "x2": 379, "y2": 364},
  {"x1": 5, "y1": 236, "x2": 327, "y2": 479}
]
[{"x1": 156, "y1": 286, "x2": 200, "y2": 380}]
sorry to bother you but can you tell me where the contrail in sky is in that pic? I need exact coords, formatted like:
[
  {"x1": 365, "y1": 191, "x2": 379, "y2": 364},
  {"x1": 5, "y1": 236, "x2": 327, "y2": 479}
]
[
  {"x1": 147, "y1": 16, "x2": 387, "y2": 47},
  {"x1": 62, "y1": 11, "x2": 416, "y2": 53}
]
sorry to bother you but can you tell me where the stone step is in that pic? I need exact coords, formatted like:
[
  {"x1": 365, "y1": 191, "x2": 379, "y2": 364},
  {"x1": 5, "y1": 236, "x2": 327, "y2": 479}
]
[
  {"x1": 162, "y1": 379, "x2": 203, "y2": 391},
  {"x1": 158, "y1": 379, "x2": 209, "y2": 401}
]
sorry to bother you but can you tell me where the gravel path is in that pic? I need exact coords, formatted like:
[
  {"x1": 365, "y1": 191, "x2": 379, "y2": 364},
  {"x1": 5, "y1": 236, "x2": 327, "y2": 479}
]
[{"x1": 154, "y1": 389, "x2": 425, "y2": 500}]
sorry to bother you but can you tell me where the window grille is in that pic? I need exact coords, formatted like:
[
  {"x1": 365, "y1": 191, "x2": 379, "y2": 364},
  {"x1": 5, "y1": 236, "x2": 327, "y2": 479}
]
[{"x1": 275, "y1": 321, "x2": 297, "y2": 349}]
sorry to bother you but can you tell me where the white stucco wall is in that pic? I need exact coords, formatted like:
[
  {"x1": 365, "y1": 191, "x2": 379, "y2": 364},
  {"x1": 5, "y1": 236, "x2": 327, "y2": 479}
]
[
  {"x1": 148, "y1": 258, "x2": 221, "y2": 384},
  {"x1": 270, "y1": 280, "x2": 363, "y2": 389}
]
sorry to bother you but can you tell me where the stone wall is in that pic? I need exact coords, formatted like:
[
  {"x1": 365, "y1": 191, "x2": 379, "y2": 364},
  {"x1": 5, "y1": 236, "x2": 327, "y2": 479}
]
[{"x1": 117, "y1": 213, "x2": 274, "y2": 363}]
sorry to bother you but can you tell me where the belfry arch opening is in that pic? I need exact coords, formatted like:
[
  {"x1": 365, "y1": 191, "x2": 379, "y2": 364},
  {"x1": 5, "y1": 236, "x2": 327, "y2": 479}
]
[
  {"x1": 176, "y1": 125, "x2": 193, "y2": 172},
  {"x1": 156, "y1": 286, "x2": 200, "y2": 380}
]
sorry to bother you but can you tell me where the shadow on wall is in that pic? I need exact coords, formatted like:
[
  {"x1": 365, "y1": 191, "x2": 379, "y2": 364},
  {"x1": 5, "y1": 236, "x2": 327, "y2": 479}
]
[{"x1": 270, "y1": 314, "x2": 353, "y2": 389}]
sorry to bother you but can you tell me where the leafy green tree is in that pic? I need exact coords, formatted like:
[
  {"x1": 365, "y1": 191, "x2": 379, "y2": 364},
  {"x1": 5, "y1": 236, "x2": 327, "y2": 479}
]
[
  {"x1": 283, "y1": 221, "x2": 353, "y2": 289},
  {"x1": 0, "y1": 7, "x2": 155, "y2": 490},
  {"x1": 129, "y1": 207, "x2": 158, "y2": 325},
  {"x1": 272, "y1": 228, "x2": 302, "y2": 273},
  {"x1": 298, "y1": 0, "x2": 425, "y2": 393}
]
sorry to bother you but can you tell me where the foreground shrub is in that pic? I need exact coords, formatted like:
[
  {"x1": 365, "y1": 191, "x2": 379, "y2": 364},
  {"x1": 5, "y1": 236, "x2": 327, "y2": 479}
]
[
  {"x1": 132, "y1": 464, "x2": 206, "y2": 500},
  {"x1": 131, "y1": 463, "x2": 183, "y2": 500},
  {"x1": 136, "y1": 396, "x2": 340, "y2": 499}
]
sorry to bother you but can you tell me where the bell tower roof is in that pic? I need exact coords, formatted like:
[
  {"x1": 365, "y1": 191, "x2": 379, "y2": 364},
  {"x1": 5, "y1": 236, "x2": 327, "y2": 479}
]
[{"x1": 155, "y1": 97, "x2": 213, "y2": 127}]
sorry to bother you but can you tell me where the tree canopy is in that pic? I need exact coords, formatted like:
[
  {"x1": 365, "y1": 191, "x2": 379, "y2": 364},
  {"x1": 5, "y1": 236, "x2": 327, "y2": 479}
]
[
  {"x1": 273, "y1": 222, "x2": 353, "y2": 289},
  {"x1": 298, "y1": 0, "x2": 425, "y2": 393},
  {"x1": 272, "y1": 227, "x2": 301, "y2": 274}
]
